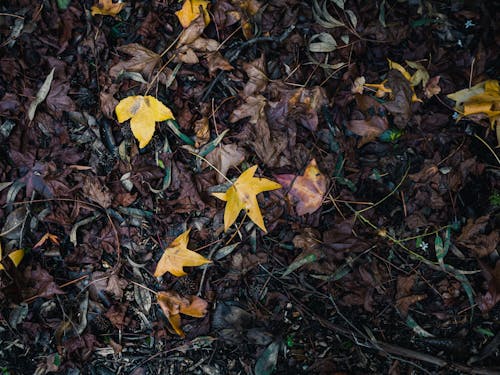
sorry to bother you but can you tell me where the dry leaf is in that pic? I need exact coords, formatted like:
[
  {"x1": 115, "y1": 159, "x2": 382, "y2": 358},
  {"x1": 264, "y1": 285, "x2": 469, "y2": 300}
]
[
  {"x1": 115, "y1": 95, "x2": 174, "y2": 148},
  {"x1": 157, "y1": 290, "x2": 208, "y2": 337},
  {"x1": 0, "y1": 242, "x2": 24, "y2": 271},
  {"x1": 109, "y1": 44, "x2": 161, "y2": 80},
  {"x1": 212, "y1": 165, "x2": 281, "y2": 232},
  {"x1": 447, "y1": 80, "x2": 500, "y2": 132},
  {"x1": 91, "y1": 0, "x2": 126, "y2": 17},
  {"x1": 424, "y1": 76, "x2": 441, "y2": 98},
  {"x1": 275, "y1": 159, "x2": 328, "y2": 215},
  {"x1": 154, "y1": 229, "x2": 211, "y2": 278},
  {"x1": 242, "y1": 55, "x2": 267, "y2": 98},
  {"x1": 176, "y1": 0, "x2": 210, "y2": 28},
  {"x1": 33, "y1": 232, "x2": 60, "y2": 248},
  {"x1": 205, "y1": 143, "x2": 246, "y2": 183},
  {"x1": 347, "y1": 115, "x2": 389, "y2": 147},
  {"x1": 178, "y1": 13, "x2": 207, "y2": 46}
]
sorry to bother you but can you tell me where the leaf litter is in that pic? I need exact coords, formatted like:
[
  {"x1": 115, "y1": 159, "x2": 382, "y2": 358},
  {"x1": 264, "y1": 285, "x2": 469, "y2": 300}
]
[{"x1": 0, "y1": 1, "x2": 499, "y2": 374}]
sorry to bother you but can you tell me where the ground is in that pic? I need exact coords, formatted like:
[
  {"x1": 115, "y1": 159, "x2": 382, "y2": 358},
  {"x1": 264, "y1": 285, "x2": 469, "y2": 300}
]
[{"x1": 0, "y1": 0, "x2": 499, "y2": 374}]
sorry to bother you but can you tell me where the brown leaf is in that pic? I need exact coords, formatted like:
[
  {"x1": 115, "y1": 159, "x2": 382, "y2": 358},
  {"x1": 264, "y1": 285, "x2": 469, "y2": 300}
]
[
  {"x1": 109, "y1": 44, "x2": 161, "y2": 79},
  {"x1": 178, "y1": 14, "x2": 207, "y2": 46},
  {"x1": 275, "y1": 159, "x2": 328, "y2": 215},
  {"x1": 157, "y1": 290, "x2": 209, "y2": 337},
  {"x1": 287, "y1": 86, "x2": 328, "y2": 131},
  {"x1": 105, "y1": 303, "x2": 128, "y2": 329},
  {"x1": 456, "y1": 216, "x2": 499, "y2": 257},
  {"x1": 205, "y1": 143, "x2": 246, "y2": 183},
  {"x1": 396, "y1": 295, "x2": 427, "y2": 317},
  {"x1": 82, "y1": 176, "x2": 113, "y2": 208},
  {"x1": 384, "y1": 70, "x2": 414, "y2": 128},
  {"x1": 206, "y1": 52, "x2": 233, "y2": 75},
  {"x1": 242, "y1": 55, "x2": 267, "y2": 98},
  {"x1": 347, "y1": 116, "x2": 389, "y2": 147},
  {"x1": 46, "y1": 81, "x2": 75, "y2": 117},
  {"x1": 425, "y1": 76, "x2": 441, "y2": 98},
  {"x1": 478, "y1": 260, "x2": 500, "y2": 312}
]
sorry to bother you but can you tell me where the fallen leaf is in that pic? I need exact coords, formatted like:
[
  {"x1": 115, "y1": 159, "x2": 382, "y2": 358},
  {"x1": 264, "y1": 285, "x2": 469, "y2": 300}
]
[
  {"x1": 177, "y1": 13, "x2": 207, "y2": 46},
  {"x1": 109, "y1": 44, "x2": 161, "y2": 80},
  {"x1": 242, "y1": 55, "x2": 268, "y2": 98},
  {"x1": 157, "y1": 290, "x2": 208, "y2": 337},
  {"x1": 478, "y1": 260, "x2": 500, "y2": 312},
  {"x1": 154, "y1": 228, "x2": 211, "y2": 278},
  {"x1": 347, "y1": 115, "x2": 389, "y2": 147},
  {"x1": 447, "y1": 80, "x2": 500, "y2": 131},
  {"x1": 28, "y1": 68, "x2": 54, "y2": 121},
  {"x1": 91, "y1": 0, "x2": 126, "y2": 17},
  {"x1": 212, "y1": 165, "x2": 281, "y2": 232},
  {"x1": 456, "y1": 216, "x2": 499, "y2": 257},
  {"x1": 0, "y1": 242, "x2": 24, "y2": 271},
  {"x1": 205, "y1": 143, "x2": 246, "y2": 183},
  {"x1": 175, "y1": 0, "x2": 210, "y2": 28},
  {"x1": 424, "y1": 76, "x2": 441, "y2": 98},
  {"x1": 275, "y1": 159, "x2": 328, "y2": 215},
  {"x1": 115, "y1": 95, "x2": 175, "y2": 148},
  {"x1": 82, "y1": 176, "x2": 113, "y2": 208},
  {"x1": 33, "y1": 232, "x2": 60, "y2": 249}
]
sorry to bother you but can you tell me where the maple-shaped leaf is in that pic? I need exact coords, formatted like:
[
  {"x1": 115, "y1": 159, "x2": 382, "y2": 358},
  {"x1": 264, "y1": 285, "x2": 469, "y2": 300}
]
[
  {"x1": 275, "y1": 159, "x2": 328, "y2": 215},
  {"x1": 109, "y1": 44, "x2": 161, "y2": 80},
  {"x1": 0, "y1": 242, "x2": 24, "y2": 271},
  {"x1": 91, "y1": 0, "x2": 126, "y2": 17},
  {"x1": 176, "y1": 0, "x2": 210, "y2": 28},
  {"x1": 115, "y1": 95, "x2": 175, "y2": 148},
  {"x1": 212, "y1": 165, "x2": 281, "y2": 233},
  {"x1": 154, "y1": 229, "x2": 211, "y2": 278},
  {"x1": 157, "y1": 290, "x2": 208, "y2": 337},
  {"x1": 448, "y1": 80, "x2": 500, "y2": 130}
]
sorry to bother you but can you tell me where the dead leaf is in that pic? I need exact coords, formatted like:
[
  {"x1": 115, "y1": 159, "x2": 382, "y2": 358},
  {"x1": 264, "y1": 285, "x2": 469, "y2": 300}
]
[
  {"x1": 175, "y1": 0, "x2": 210, "y2": 28},
  {"x1": 28, "y1": 68, "x2": 54, "y2": 121},
  {"x1": 212, "y1": 165, "x2": 282, "y2": 232},
  {"x1": 456, "y1": 216, "x2": 499, "y2": 257},
  {"x1": 109, "y1": 44, "x2": 161, "y2": 80},
  {"x1": 115, "y1": 95, "x2": 175, "y2": 148},
  {"x1": 178, "y1": 13, "x2": 207, "y2": 46},
  {"x1": 384, "y1": 70, "x2": 414, "y2": 128},
  {"x1": 275, "y1": 159, "x2": 328, "y2": 215},
  {"x1": 347, "y1": 116, "x2": 389, "y2": 147},
  {"x1": 478, "y1": 260, "x2": 500, "y2": 312},
  {"x1": 205, "y1": 144, "x2": 246, "y2": 183},
  {"x1": 91, "y1": 0, "x2": 126, "y2": 17},
  {"x1": 287, "y1": 87, "x2": 328, "y2": 131},
  {"x1": 0, "y1": 242, "x2": 24, "y2": 271},
  {"x1": 206, "y1": 52, "x2": 233, "y2": 75},
  {"x1": 424, "y1": 76, "x2": 441, "y2": 98},
  {"x1": 33, "y1": 232, "x2": 60, "y2": 249},
  {"x1": 82, "y1": 176, "x2": 113, "y2": 208},
  {"x1": 242, "y1": 55, "x2": 267, "y2": 98},
  {"x1": 154, "y1": 228, "x2": 211, "y2": 278},
  {"x1": 157, "y1": 290, "x2": 208, "y2": 337}
]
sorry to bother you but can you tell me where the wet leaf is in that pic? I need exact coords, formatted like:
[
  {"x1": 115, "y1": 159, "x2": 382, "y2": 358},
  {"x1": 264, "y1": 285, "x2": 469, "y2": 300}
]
[
  {"x1": 254, "y1": 341, "x2": 281, "y2": 375},
  {"x1": 347, "y1": 116, "x2": 389, "y2": 147},
  {"x1": 205, "y1": 143, "x2": 246, "y2": 183},
  {"x1": 109, "y1": 44, "x2": 161, "y2": 80},
  {"x1": 154, "y1": 229, "x2": 211, "y2": 278},
  {"x1": 91, "y1": 0, "x2": 126, "y2": 17},
  {"x1": 115, "y1": 95, "x2": 175, "y2": 148},
  {"x1": 212, "y1": 165, "x2": 282, "y2": 232},
  {"x1": 275, "y1": 159, "x2": 328, "y2": 216},
  {"x1": 28, "y1": 68, "x2": 54, "y2": 121},
  {"x1": 157, "y1": 290, "x2": 208, "y2": 337},
  {"x1": 176, "y1": 0, "x2": 210, "y2": 28},
  {"x1": 309, "y1": 33, "x2": 337, "y2": 53}
]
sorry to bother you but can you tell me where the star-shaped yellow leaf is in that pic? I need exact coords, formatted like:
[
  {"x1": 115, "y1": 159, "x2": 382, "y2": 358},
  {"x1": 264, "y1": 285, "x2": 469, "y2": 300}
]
[
  {"x1": 212, "y1": 165, "x2": 282, "y2": 233},
  {"x1": 154, "y1": 229, "x2": 211, "y2": 278},
  {"x1": 0, "y1": 242, "x2": 24, "y2": 271},
  {"x1": 175, "y1": 0, "x2": 211, "y2": 28},
  {"x1": 115, "y1": 95, "x2": 175, "y2": 148},
  {"x1": 91, "y1": 0, "x2": 126, "y2": 17}
]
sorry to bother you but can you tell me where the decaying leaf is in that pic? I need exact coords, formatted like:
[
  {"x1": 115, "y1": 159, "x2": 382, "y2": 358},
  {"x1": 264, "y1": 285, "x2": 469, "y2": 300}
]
[
  {"x1": 212, "y1": 165, "x2": 282, "y2": 232},
  {"x1": 154, "y1": 229, "x2": 211, "y2": 278},
  {"x1": 109, "y1": 44, "x2": 161, "y2": 80},
  {"x1": 0, "y1": 242, "x2": 24, "y2": 271},
  {"x1": 28, "y1": 68, "x2": 54, "y2": 121},
  {"x1": 347, "y1": 115, "x2": 389, "y2": 147},
  {"x1": 91, "y1": 0, "x2": 126, "y2": 17},
  {"x1": 157, "y1": 290, "x2": 208, "y2": 337},
  {"x1": 176, "y1": 0, "x2": 210, "y2": 28},
  {"x1": 33, "y1": 232, "x2": 60, "y2": 249},
  {"x1": 205, "y1": 143, "x2": 246, "y2": 183},
  {"x1": 115, "y1": 95, "x2": 175, "y2": 148},
  {"x1": 447, "y1": 80, "x2": 500, "y2": 140},
  {"x1": 275, "y1": 159, "x2": 328, "y2": 216}
]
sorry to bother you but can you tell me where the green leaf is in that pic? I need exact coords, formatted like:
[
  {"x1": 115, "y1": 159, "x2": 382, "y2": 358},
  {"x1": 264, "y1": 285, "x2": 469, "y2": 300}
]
[
  {"x1": 57, "y1": 0, "x2": 71, "y2": 10},
  {"x1": 282, "y1": 254, "x2": 317, "y2": 277}
]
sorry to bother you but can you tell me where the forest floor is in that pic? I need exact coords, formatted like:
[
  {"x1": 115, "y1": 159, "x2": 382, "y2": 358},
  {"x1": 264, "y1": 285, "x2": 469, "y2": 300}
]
[{"x1": 0, "y1": 1, "x2": 499, "y2": 374}]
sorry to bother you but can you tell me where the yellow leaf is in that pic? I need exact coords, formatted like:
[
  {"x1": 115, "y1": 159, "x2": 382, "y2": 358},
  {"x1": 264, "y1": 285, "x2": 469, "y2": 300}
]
[
  {"x1": 175, "y1": 0, "x2": 210, "y2": 28},
  {"x1": 91, "y1": 0, "x2": 126, "y2": 17},
  {"x1": 154, "y1": 229, "x2": 211, "y2": 278},
  {"x1": 212, "y1": 165, "x2": 281, "y2": 233},
  {"x1": 0, "y1": 242, "x2": 24, "y2": 271},
  {"x1": 115, "y1": 95, "x2": 175, "y2": 148},
  {"x1": 447, "y1": 80, "x2": 500, "y2": 130},
  {"x1": 157, "y1": 291, "x2": 209, "y2": 337},
  {"x1": 388, "y1": 59, "x2": 412, "y2": 82}
]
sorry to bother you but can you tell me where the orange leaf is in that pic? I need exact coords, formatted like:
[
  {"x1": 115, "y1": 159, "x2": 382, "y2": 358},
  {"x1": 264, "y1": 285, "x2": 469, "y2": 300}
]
[
  {"x1": 175, "y1": 0, "x2": 210, "y2": 28},
  {"x1": 211, "y1": 165, "x2": 281, "y2": 233},
  {"x1": 115, "y1": 95, "x2": 175, "y2": 148},
  {"x1": 33, "y1": 232, "x2": 60, "y2": 248},
  {"x1": 154, "y1": 229, "x2": 211, "y2": 278},
  {"x1": 91, "y1": 0, "x2": 126, "y2": 17},
  {"x1": 157, "y1": 291, "x2": 208, "y2": 337},
  {"x1": 275, "y1": 159, "x2": 328, "y2": 216}
]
